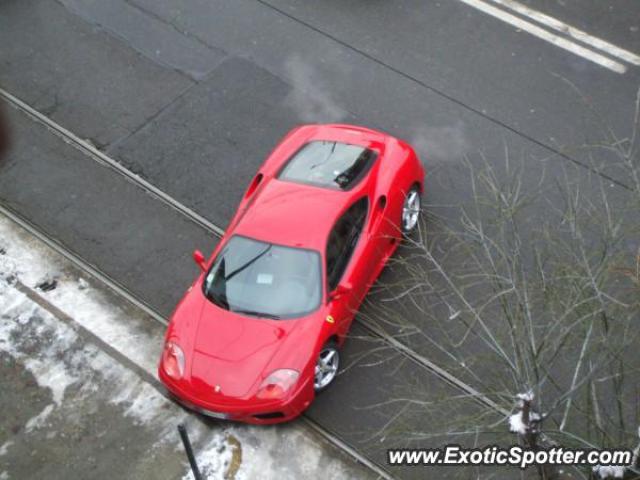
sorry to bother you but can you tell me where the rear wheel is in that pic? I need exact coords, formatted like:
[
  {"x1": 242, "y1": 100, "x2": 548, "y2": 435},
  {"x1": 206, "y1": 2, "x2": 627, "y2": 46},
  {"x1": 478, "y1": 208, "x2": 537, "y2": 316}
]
[
  {"x1": 401, "y1": 186, "x2": 421, "y2": 235},
  {"x1": 314, "y1": 341, "x2": 340, "y2": 392}
]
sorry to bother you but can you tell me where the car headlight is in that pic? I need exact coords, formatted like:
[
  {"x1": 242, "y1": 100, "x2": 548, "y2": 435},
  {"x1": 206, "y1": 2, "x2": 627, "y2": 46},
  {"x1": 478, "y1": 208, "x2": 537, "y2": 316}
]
[
  {"x1": 162, "y1": 341, "x2": 185, "y2": 380},
  {"x1": 256, "y1": 369, "x2": 299, "y2": 400}
]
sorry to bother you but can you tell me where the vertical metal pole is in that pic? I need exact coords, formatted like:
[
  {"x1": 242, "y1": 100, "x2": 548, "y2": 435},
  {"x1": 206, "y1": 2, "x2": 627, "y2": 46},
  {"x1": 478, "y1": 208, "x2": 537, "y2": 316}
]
[{"x1": 178, "y1": 423, "x2": 203, "y2": 480}]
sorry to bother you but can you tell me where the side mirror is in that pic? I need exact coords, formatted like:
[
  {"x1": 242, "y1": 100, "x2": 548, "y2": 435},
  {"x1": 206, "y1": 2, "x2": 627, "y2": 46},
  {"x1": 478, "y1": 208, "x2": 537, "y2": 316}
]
[
  {"x1": 192, "y1": 250, "x2": 206, "y2": 271},
  {"x1": 329, "y1": 282, "x2": 352, "y2": 301}
]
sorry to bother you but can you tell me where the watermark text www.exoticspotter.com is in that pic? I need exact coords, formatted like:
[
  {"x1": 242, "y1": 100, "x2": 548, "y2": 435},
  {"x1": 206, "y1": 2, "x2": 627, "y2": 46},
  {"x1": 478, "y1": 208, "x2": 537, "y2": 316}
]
[{"x1": 388, "y1": 445, "x2": 633, "y2": 469}]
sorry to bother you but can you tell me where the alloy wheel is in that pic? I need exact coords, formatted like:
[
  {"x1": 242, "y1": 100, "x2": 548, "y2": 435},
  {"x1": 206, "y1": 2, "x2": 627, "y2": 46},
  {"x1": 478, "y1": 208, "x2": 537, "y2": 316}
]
[
  {"x1": 402, "y1": 188, "x2": 421, "y2": 233},
  {"x1": 314, "y1": 345, "x2": 339, "y2": 391}
]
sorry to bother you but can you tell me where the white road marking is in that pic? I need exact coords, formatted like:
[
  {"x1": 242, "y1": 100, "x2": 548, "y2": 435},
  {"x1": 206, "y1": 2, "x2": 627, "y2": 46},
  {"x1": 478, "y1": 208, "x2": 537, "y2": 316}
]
[
  {"x1": 456, "y1": 0, "x2": 628, "y2": 73},
  {"x1": 488, "y1": 0, "x2": 640, "y2": 66}
]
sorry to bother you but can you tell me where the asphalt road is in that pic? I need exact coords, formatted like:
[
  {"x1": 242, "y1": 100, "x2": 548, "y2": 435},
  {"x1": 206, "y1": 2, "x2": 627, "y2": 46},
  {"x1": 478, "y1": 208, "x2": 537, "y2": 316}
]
[{"x1": 1, "y1": 0, "x2": 639, "y2": 478}]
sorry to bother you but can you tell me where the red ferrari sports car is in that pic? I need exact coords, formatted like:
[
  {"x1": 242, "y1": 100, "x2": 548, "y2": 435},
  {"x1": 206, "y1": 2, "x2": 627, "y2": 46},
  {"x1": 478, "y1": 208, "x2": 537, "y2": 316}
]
[{"x1": 159, "y1": 124, "x2": 425, "y2": 424}]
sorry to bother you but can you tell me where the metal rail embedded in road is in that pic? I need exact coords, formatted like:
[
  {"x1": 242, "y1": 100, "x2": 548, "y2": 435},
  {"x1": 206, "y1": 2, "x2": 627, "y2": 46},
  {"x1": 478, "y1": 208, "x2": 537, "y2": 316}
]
[{"x1": 0, "y1": 87, "x2": 225, "y2": 237}]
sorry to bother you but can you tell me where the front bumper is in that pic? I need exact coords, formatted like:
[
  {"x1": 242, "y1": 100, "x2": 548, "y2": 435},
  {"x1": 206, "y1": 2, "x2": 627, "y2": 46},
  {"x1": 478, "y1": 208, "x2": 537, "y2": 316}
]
[{"x1": 158, "y1": 366, "x2": 314, "y2": 424}]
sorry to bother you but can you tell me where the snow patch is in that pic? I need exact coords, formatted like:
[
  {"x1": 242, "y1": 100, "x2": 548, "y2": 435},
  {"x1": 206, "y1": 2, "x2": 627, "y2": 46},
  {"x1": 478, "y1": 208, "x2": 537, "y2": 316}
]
[
  {"x1": 0, "y1": 288, "x2": 79, "y2": 407},
  {"x1": 25, "y1": 404, "x2": 55, "y2": 432},
  {"x1": 0, "y1": 277, "x2": 166, "y2": 434},
  {"x1": 593, "y1": 465, "x2": 626, "y2": 479},
  {"x1": 0, "y1": 220, "x2": 205, "y2": 459},
  {"x1": 44, "y1": 283, "x2": 161, "y2": 376},
  {"x1": 509, "y1": 412, "x2": 527, "y2": 435},
  {"x1": 110, "y1": 377, "x2": 171, "y2": 427},
  {"x1": 23, "y1": 358, "x2": 78, "y2": 406},
  {"x1": 0, "y1": 221, "x2": 57, "y2": 288},
  {"x1": 182, "y1": 435, "x2": 234, "y2": 480},
  {"x1": 508, "y1": 390, "x2": 540, "y2": 435},
  {"x1": 0, "y1": 216, "x2": 160, "y2": 374},
  {"x1": 0, "y1": 441, "x2": 14, "y2": 456},
  {"x1": 517, "y1": 390, "x2": 534, "y2": 402}
]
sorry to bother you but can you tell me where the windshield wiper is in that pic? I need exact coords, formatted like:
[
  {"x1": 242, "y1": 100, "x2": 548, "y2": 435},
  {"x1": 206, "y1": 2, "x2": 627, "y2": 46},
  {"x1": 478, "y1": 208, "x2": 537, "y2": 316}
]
[
  {"x1": 224, "y1": 245, "x2": 272, "y2": 281},
  {"x1": 232, "y1": 309, "x2": 281, "y2": 320}
]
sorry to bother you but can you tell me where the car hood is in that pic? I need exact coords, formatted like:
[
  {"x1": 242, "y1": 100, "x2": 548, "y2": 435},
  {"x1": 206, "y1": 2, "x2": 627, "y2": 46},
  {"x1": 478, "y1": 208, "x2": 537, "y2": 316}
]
[{"x1": 187, "y1": 299, "x2": 304, "y2": 399}]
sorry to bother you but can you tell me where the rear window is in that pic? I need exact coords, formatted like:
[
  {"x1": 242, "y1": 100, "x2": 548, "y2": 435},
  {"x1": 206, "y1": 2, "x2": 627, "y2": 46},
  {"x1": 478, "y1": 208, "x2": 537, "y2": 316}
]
[{"x1": 278, "y1": 141, "x2": 377, "y2": 190}]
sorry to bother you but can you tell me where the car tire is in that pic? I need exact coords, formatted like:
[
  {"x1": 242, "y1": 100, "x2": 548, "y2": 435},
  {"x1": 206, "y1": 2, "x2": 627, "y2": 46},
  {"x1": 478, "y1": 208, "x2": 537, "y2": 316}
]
[
  {"x1": 314, "y1": 341, "x2": 340, "y2": 393},
  {"x1": 401, "y1": 185, "x2": 421, "y2": 236}
]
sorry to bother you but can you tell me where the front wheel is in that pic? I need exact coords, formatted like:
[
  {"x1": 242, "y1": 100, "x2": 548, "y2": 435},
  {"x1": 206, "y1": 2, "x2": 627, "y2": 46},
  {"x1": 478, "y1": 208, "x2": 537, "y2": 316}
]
[
  {"x1": 401, "y1": 186, "x2": 421, "y2": 235},
  {"x1": 314, "y1": 341, "x2": 340, "y2": 392}
]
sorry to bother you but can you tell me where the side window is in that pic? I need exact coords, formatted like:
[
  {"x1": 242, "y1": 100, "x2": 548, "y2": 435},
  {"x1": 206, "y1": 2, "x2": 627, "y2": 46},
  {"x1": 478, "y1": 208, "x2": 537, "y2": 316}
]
[{"x1": 326, "y1": 197, "x2": 369, "y2": 291}]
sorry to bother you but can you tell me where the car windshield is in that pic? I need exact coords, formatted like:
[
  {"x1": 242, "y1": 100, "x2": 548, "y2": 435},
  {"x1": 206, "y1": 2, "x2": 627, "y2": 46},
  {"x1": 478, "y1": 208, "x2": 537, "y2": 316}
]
[
  {"x1": 203, "y1": 236, "x2": 322, "y2": 319},
  {"x1": 278, "y1": 141, "x2": 377, "y2": 190}
]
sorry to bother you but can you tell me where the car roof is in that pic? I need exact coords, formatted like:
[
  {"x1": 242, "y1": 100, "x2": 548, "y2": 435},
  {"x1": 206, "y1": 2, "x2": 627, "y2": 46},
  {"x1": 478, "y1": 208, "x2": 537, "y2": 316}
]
[
  {"x1": 230, "y1": 124, "x2": 401, "y2": 251},
  {"x1": 233, "y1": 177, "x2": 364, "y2": 251}
]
